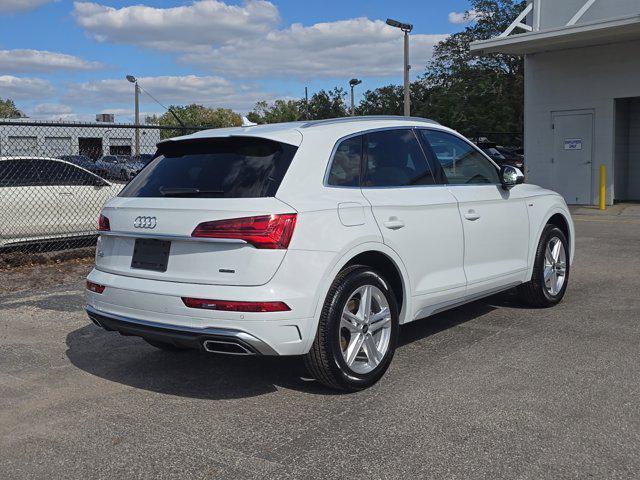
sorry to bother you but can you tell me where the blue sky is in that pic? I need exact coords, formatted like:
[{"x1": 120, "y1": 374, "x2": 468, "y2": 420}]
[{"x1": 0, "y1": 0, "x2": 473, "y2": 122}]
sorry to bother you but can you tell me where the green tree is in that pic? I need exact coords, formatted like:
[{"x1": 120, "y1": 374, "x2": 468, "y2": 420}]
[
  {"x1": 356, "y1": 85, "x2": 404, "y2": 116},
  {"x1": 307, "y1": 88, "x2": 348, "y2": 120},
  {"x1": 415, "y1": 0, "x2": 526, "y2": 137},
  {"x1": 247, "y1": 99, "x2": 303, "y2": 124},
  {"x1": 0, "y1": 98, "x2": 24, "y2": 118},
  {"x1": 155, "y1": 104, "x2": 243, "y2": 138}
]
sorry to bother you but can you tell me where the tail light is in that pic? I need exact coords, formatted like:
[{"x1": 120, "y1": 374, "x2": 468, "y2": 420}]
[
  {"x1": 98, "y1": 214, "x2": 110, "y2": 231},
  {"x1": 182, "y1": 297, "x2": 290, "y2": 312},
  {"x1": 191, "y1": 214, "x2": 297, "y2": 249},
  {"x1": 86, "y1": 281, "x2": 105, "y2": 294}
]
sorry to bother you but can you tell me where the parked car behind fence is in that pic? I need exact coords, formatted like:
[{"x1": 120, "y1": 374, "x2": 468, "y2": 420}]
[
  {"x1": 95, "y1": 155, "x2": 144, "y2": 181},
  {"x1": 0, "y1": 120, "x2": 203, "y2": 260},
  {"x1": 57, "y1": 154, "x2": 102, "y2": 175}
]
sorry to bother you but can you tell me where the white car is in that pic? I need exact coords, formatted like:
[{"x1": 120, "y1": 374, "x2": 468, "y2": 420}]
[
  {"x1": 86, "y1": 117, "x2": 574, "y2": 391},
  {"x1": 0, "y1": 157, "x2": 122, "y2": 248}
]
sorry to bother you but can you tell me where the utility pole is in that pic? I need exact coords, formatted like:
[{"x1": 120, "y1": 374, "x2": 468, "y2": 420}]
[
  {"x1": 134, "y1": 81, "x2": 140, "y2": 155},
  {"x1": 126, "y1": 75, "x2": 140, "y2": 155},
  {"x1": 349, "y1": 78, "x2": 362, "y2": 116},
  {"x1": 386, "y1": 18, "x2": 413, "y2": 116},
  {"x1": 304, "y1": 86, "x2": 309, "y2": 120},
  {"x1": 403, "y1": 29, "x2": 410, "y2": 117}
]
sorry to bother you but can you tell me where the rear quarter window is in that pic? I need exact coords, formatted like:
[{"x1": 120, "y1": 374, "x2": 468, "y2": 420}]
[{"x1": 119, "y1": 137, "x2": 297, "y2": 198}]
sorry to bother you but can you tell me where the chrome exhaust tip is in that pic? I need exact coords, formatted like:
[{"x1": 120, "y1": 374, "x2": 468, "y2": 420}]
[
  {"x1": 89, "y1": 316, "x2": 103, "y2": 328},
  {"x1": 202, "y1": 339, "x2": 254, "y2": 355}
]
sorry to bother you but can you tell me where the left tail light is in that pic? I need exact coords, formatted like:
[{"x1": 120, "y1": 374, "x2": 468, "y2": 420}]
[
  {"x1": 191, "y1": 214, "x2": 297, "y2": 249},
  {"x1": 98, "y1": 214, "x2": 110, "y2": 231}
]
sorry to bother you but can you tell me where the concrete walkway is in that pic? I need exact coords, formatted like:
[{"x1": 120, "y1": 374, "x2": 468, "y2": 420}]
[{"x1": 570, "y1": 202, "x2": 640, "y2": 217}]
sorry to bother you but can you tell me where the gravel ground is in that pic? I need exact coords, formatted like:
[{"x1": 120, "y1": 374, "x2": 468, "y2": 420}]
[{"x1": 1, "y1": 210, "x2": 639, "y2": 479}]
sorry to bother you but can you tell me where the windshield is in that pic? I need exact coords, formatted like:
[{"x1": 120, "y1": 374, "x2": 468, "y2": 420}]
[
  {"x1": 119, "y1": 137, "x2": 297, "y2": 198},
  {"x1": 484, "y1": 148, "x2": 505, "y2": 160}
]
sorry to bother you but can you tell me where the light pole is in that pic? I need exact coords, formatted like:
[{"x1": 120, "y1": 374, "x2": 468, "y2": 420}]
[
  {"x1": 126, "y1": 75, "x2": 140, "y2": 156},
  {"x1": 386, "y1": 18, "x2": 413, "y2": 117},
  {"x1": 349, "y1": 78, "x2": 362, "y2": 116}
]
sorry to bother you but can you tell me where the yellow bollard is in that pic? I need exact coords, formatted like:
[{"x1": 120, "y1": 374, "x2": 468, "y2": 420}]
[{"x1": 599, "y1": 164, "x2": 606, "y2": 210}]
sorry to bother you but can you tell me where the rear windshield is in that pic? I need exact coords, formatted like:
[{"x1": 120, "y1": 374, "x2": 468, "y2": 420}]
[{"x1": 119, "y1": 137, "x2": 297, "y2": 198}]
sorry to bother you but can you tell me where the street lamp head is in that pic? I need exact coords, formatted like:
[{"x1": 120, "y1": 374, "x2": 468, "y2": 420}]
[
  {"x1": 386, "y1": 18, "x2": 413, "y2": 32},
  {"x1": 126, "y1": 75, "x2": 137, "y2": 83},
  {"x1": 349, "y1": 78, "x2": 362, "y2": 87}
]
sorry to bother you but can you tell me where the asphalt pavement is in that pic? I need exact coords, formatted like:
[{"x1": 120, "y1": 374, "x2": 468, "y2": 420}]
[{"x1": 1, "y1": 207, "x2": 639, "y2": 479}]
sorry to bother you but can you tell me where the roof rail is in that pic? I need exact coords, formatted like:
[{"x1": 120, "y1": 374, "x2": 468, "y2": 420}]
[{"x1": 299, "y1": 116, "x2": 440, "y2": 128}]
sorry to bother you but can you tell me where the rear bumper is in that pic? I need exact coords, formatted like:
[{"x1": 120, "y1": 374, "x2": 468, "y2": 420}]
[
  {"x1": 85, "y1": 248, "x2": 337, "y2": 355},
  {"x1": 87, "y1": 305, "x2": 278, "y2": 355}
]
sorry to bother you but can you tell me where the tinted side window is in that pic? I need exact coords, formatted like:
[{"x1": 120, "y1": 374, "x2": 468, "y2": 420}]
[
  {"x1": 420, "y1": 130, "x2": 500, "y2": 185},
  {"x1": 328, "y1": 135, "x2": 362, "y2": 187},
  {"x1": 38, "y1": 160, "x2": 71, "y2": 186},
  {"x1": 56, "y1": 162, "x2": 103, "y2": 186},
  {"x1": 0, "y1": 160, "x2": 38, "y2": 187},
  {"x1": 364, "y1": 129, "x2": 434, "y2": 187}
]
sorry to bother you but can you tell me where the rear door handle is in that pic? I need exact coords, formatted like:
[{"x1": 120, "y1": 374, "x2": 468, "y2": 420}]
[
  {"x1": 383, "y1": 218, "x2": 405, "y2": 230},
  {"x1": 464, "y1": 210, "x2": 481, "y2": 221}
]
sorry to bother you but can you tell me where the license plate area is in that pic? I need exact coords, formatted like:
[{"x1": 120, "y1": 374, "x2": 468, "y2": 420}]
[{"x1": 131, "y1": 239, "x2": 171, "y2": 272}]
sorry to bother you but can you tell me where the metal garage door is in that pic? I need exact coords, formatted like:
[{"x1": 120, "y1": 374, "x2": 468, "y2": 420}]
[
  {"x1": 43, "y1": 137, "x2": 72, "y2": 157},
  {"x1": 109, "y1": 137, "x2": 132, "y2": 156},
  {"x1": 5, "y1": 136, "x2": 38, "y2": 156}
]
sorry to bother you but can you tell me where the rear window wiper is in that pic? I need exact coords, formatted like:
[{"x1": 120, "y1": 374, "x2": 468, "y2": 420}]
[{"x1": 159, "y1": 187, "x2": 225, "y2": 197}]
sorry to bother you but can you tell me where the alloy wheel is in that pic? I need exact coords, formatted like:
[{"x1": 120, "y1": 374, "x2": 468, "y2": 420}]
[
  {"x1": 543, "y1": 236, "x2": 567, "y2": 296},
  {"x1": 339, "y1": 284, "x2": 392, "y2": 374}
]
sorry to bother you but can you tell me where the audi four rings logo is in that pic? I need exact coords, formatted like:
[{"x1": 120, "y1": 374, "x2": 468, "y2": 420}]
[{"x1": 133, "y1": 216, "x2": 157, "y2": 229}]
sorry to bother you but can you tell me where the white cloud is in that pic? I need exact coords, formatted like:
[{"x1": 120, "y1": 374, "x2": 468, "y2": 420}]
[
  {"x1": 72, "y1": 2, "x2": 446, "y2": 79},
  {"x1": 64, "y1": 75, "x2": 277, "y2": 112},
  {"x1": 31, "y1": 103, "x2": 84, "y2": 120},
  {"x1": 448, "y1": 10, "x2": 482, "y2": 25},
  {"x1": 182, "y1": 18, "x2": 448, "y2": 78},
  {"x1": 0, "y1": 49, "x2": 103, "y2": 73},
  {"x1": 0, "y1": 0, "x2": 53, "y2": 14},
  {"x1": 33, "y1": 103, "x2": 73, "y2": 115},
  {"x1": 0, "y1": 75, "x2": 53, "y2": 99},
  {"x1": 72, "y1": 0, "x2": 280, "y2": 52}
]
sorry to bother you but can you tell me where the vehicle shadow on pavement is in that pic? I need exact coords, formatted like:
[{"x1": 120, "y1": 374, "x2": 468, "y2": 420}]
[
  {"x1": 65, "y1": 324, "x2": 334, "y2": 400},
  {"x1": 65, "y1": 296, "x2": 504, "y2": 400}
]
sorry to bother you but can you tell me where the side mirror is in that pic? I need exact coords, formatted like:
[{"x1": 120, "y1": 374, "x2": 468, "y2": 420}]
[{"x1": 500, "y1": 165, "x2": 524, "y2": 189}]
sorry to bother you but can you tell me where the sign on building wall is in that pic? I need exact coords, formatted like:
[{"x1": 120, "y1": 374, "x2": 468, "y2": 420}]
[{"x1": 564, "y1": 138, "x2": 583, "y2": 150}]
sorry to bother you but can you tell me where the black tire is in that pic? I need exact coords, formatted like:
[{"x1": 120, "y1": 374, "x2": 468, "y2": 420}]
[
  {"x1": 120, "y1": 169, "x2": 127, "y2": 180},
  {"x1": 518, "y1": 225, "x2": 570, "y2": 307},
  {"x1": 304, "y1": 265, "x2": 399, "y2": 391},
  {"x1": 143, "y1": 338, "x2": 189, "y2": 352}
]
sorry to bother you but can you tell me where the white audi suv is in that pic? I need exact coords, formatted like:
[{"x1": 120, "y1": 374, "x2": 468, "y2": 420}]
[{"x1": 86, "y1": 117, "x2": 574, "y2": 391}]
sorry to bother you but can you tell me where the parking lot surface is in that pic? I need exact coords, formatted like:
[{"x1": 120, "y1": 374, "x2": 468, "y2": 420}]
[{"x1": 1, "y1": 209, "x2": 639, "y2": 479}]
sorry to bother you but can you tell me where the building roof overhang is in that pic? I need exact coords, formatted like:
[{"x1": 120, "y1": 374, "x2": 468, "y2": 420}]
[{"x1": 470, "y1": 14, "x2": 640, "y2": 55}]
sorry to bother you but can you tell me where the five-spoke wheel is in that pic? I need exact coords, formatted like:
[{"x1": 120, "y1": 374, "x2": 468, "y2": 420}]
[
  {"x1": 543, "y1": 236, "x2": 567, "y2": 296},
  {"x1": 339, "y1": 285, "x2": 392, "y2": 374},
  {"x1": 518, "y1": 224, "x2": 570, "y2": 307},
  {"x1": 304, "y1": 266, "x2": 399, "y2": 391}
]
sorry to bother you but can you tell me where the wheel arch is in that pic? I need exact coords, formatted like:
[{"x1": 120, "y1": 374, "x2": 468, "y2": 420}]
[
  {"x1": 343, "y1": 250, "x2": 405, "y2": 316},
  {"x1": 547, "y1": 213, "x2": 571, "y2": 246},
  {"x1": 302, "y1": 242, "x2": 412, "y2": 354},
  {"x1": 526, "y1": 204, "x2": 575, "y2": 281}
]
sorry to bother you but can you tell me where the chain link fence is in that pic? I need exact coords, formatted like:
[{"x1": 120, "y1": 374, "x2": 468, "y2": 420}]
[{"x1": 0, "y1": 120, "x2": 202, "y2": 268}]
